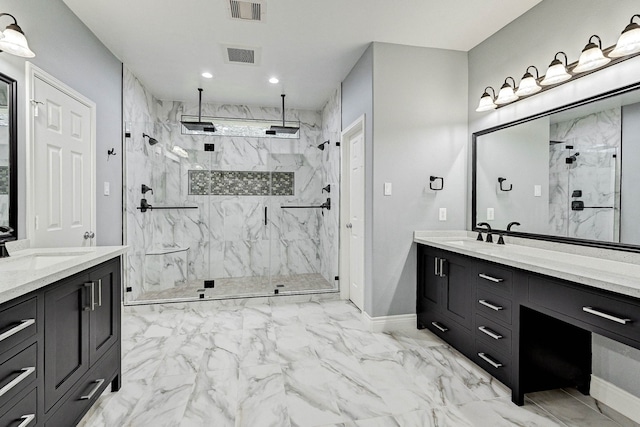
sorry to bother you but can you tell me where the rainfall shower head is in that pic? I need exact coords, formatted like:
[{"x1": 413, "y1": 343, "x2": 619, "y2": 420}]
[
  {"x1": 181, "y1": 88, "x2": 216, "y2": 132},
  {"x1": 566, "y1": 152, "x2": 580, "y2": 164},
  {"x1": 266, "y1": 94, "x2": 299, "y2": 136},
  {"x1": 317, "y1": 140, "x2": 329, "y2": 150},
  {"x1": 142, "y1": 133, "x2": 158, "y2": 145}
]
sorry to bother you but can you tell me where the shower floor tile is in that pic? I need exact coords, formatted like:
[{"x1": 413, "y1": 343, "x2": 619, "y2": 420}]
[{"x1": 134, "y1": 273, "x2": 336, "y2": 302}]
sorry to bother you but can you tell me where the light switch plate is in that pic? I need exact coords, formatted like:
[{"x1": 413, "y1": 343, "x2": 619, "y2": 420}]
[
  {"x1": 104, "y1": 182, "x2": 110, "y2": 196},
  {"x1": 534, "y1": 185, "x2": 542, "y2": 197},
  {"x1": 439, "y1": 208, "x2": 447, "y2": 221},
  {"x1": 384, "y1": 182, "x2": 392, "y2": 196},
  {"x1": 487, "y1": 208, "x2": 494, "y2": 220}
]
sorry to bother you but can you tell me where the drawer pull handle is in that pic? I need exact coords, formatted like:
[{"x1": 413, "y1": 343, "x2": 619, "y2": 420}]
[
  {"x1": 97, "y1": 279, "x2": 102, "y2": 307},
  {"x1": 478, "y1": 273, "x2": 504, "y2": 283},
  {"x1": 17, "y1": 414, "x2": 35, "y2": 427},
  {"x1": 0, "y1": 319, "x2": 35, "y2": 342},
  {"x1": 478, "y1": 300, "x2": 503, "y2": 311},
  {"x1": 478, "y1": 326, "x2": 503, "y2": 340},
  {"x1": 431, "y1": 321, "x2": 448, "y2": 333},
  {"x1": 80, "y1": 378, "x2": 105, "y2": 400},
  {"x1": 582, "y1": 307, "x2": 631, "y2": 325},
  {"x1": 0, "y1": 367, "x2": 35, "y2": 397},
  {"x1": 478, "y1": 352, "x2": 503, "y2": 368}
]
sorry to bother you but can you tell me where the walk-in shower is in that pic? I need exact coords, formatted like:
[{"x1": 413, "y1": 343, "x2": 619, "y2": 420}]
[{"x1": 123, "y1": 68, "x2": 341, "y2": 304}]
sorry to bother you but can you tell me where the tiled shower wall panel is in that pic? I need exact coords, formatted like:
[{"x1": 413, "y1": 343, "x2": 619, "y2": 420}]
[{"x1": 548, "y1": 107, "x2": 621, "y2": 242}]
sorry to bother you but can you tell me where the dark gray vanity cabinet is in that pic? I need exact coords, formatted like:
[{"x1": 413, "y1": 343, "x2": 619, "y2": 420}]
[
  {"x1": 417, "y1": 245, "x2": 475, "y2": 355},
  {"x1": 0, "y1": 257, "x2": 121, "y2": 427}
]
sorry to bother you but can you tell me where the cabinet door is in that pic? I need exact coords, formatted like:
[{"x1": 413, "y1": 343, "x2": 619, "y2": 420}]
[
  {"x1": 440, "y1": 252, "x2": 474, "y2": 329},
  {"x1": 89, "y1": 259, "x2": 121, "y2": 364},
  {"x1": 417, "y1": 245, "x2": 441, "y2": 317},
  {"x1": 44, "y1": 274, "x2": 91, "y2": 412}
]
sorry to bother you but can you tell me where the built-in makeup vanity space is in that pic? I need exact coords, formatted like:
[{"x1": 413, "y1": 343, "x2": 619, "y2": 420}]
[
  {"x1": 414, "y1": 231, "x2": 640, "y2": 406},
  {"x1": 0, "y1": 245, "x2": 127, "y2": 426}
]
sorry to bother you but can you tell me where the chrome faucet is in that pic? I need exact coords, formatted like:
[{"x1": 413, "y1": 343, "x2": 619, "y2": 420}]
[
  {"x1": 477, "y1": 222, "x2": 493, "y2": 243},
  {"x1": 0, "y1": 226, "x2": 15, "y2": 258}
]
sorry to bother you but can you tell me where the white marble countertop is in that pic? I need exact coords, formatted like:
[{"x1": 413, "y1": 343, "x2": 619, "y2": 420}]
[
  {"x1": 0, "y1": 245, "x2": 128, "y2": 305},
  {"x1": 414, "y1": 230, "x2": 640, "y2": 300}
]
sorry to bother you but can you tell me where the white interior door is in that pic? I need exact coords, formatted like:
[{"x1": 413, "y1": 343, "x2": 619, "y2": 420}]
[
  {"x1": 28, "y1": 65, "x2": 96, "y2": 247},
  {"x1": 340, "y1": 116, "x2": 365, "y2": 311}
]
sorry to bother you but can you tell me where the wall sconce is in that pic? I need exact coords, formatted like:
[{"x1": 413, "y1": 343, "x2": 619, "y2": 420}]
[
  {"x1": 541, "y1": 52, "x2": 571, "y2": 86},
  {"x1": 573, "y1": 35, "x2": 610, "y2": 73},
  {"x1": 475, "y1": 14, "x2": 640, "y2": 113},
  {"x1": 475, "y1": 87, "x2": 497, "y2": 112},
  {"x1": 0, "y1": 13, "x2": 35, "y2": 58},
  {"x1": 495, "y1": 77, "x2": 519, "y2": 105},
  {"x1": 609, "y1": 14, "x2": 640, "y2": 58},
  {"x1": 515, "y1": 66, "x2": 541, "y2": 97}
]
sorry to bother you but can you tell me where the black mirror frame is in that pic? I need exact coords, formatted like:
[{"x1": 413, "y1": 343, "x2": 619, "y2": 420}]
[
  {"x1": 472, "y1": 80, "x2": 640, "y2": 253},
  {"x1": 0, "y1": 71, "x2": 17, "y2": 240}
]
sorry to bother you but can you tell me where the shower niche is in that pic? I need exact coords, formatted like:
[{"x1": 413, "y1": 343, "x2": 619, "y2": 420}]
[{"x1": 123, "y1": 73, "x2": 341, "y2": 304}]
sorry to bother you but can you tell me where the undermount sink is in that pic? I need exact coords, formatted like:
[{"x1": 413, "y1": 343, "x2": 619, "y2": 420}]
[{"x1": 0, "y1": 252, "x2": 89, "y2": 271}]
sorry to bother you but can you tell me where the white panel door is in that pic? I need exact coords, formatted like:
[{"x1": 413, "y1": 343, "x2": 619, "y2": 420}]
[
  {"x1": 348, "y1": 129, "x2": 365, "y2": 310},
  {"x1": 32, "y1": 76, "x2": 94, "y2": 247}
]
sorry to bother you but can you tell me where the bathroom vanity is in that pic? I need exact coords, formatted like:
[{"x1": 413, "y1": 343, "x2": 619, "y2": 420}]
[
  {"x1": 414, "y1": 231, "x2": 640, "y2": 406},
  {"x1": 0, "y1": 245, "x2": 126, "y2": 426}
]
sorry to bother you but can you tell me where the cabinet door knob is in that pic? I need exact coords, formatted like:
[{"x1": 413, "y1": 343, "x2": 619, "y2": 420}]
[
  {"x1": 84, "y1": 231, "x2": 95, "y2": 239},
  {"x1": 346, "y1": 223, "x2": 353, "y2": 229}
]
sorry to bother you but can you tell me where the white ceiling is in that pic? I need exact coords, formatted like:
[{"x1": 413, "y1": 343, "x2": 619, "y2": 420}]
[{"x1": 62, "y1": 0, "x2": 542, "y2": 110}]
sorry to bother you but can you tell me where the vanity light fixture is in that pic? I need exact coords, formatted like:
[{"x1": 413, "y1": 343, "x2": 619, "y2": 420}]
[
  {"x1": 609, "y1": 14, "x2": 640, "y2": 58},
  {"x1": 0, "y1": 13, "x2": 35, "y2": 58},
  {"x1": 495, "y1": 77, "x2": 519, "y2": 105},
  {"x1": 475, "y1": 87, "x2": 497, "y2": 112},
  {"x1": 573, "y1": 35, "x2": 610, "y2": 73},
  {"x1": 540, "y1": 52, "x2": 572, "y2": 86},
  {"x1": 515, "y1": 65, "x2": 542, "y2": 97}
]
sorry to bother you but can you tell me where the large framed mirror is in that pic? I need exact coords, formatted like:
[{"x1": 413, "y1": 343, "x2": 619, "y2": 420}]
[
  {"x1": 472, "y1": 81, "x2": 640, "y2": 252},
  {"x1": 0, "y1": 72, "x2": 17, "y2": 240}
]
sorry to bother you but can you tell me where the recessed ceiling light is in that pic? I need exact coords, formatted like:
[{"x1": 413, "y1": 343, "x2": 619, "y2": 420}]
[
  {"x1": 202, "y1": 72, "x2": 213, "y2": 79},
  {"x1": 269, "y1": 77, "x2": 279, "y2": 84}
]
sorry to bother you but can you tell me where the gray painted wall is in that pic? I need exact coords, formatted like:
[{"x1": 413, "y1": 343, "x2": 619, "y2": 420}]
[
  {"x1": 342, "y1": 42, "x2": 468, "y2": 317},
  {"x1": 621, "y1": 102, "x2": 640, "y2": 245},
  {"x1": 468, "y1": 0, "x2": 640, "y2": 401},
  {"x1": 0, "y1": 0, "x2": 122, "y2": 245}
]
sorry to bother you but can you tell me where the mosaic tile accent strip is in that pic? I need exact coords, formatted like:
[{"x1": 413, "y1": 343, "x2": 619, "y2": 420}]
[
  {"x1": 189, "y1": 170, "x2": 294, "y2": 196},
  {"x1": 0, "y1": 166, "x2": 8, "y2": 195}
]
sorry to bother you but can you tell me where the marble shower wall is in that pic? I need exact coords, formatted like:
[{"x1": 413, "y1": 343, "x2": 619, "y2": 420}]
[
  {"x1": 548, "y1": 108, "x2": 621, "y2": 242},
  {"x1": 123, "y1": 67, "x2": 340, "y2": 300}
]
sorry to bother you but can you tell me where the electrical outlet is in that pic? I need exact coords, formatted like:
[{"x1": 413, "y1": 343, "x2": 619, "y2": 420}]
[
  {"x1": 384, "y1": 182, "x2": 392, "y2": 196},
  {"x1": 439, "y1": 208, "x2": 447, "y2": 221},
  {"x1": 104, "y1": 181, "x2": 110, "y2": 196},
  {"x1": 534, "y1": 185, "x2": 542, "y2": 197},
  {"x1": 487, "y1": 208, "x2": 494, "y2": 220}
]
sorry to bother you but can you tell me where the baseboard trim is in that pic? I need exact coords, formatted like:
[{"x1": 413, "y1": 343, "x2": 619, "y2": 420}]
[
  {"x1": 363, "y1": 312, "x2": 417, "y2": 333},
  {"x1": 591, "y1": 375, "x2": 640, "y2": 423}
]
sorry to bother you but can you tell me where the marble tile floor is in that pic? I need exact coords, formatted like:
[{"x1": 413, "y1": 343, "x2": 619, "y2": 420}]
[
  {"x1": 135, "y1": 273, "x2": 336, "y2": 303},
  {"x1": 78, "y1": 298, "x2": 638, "y2": 427}
]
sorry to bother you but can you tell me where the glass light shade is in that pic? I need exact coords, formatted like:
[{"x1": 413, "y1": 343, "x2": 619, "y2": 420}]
[
  {"x1": 0, "y1": 25, "x2": 35, "y2": 58},
  {"x1": 573, "y1": 45, "x2": 610, "y2": 73},
  {"x1": 515, "y1": 75, "x2": 541, "y2": 96},
  {"x1": 495, "y1": 84, "x2": 518, "y2": 105},
  {"x1": 609, "y1": 23, "x2": 640, "y2": 58},
  {"x1": 475, "y1": 93, "x2": 496, "y2": 112},
  {"x1": 540, "y1": 62, "x2": 571, "y2": 86}
]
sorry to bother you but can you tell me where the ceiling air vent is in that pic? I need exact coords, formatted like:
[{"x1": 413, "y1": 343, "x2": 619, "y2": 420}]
[
  {"x1": 229, "y1": 0, "x2": 265, "y2": 22},
  {"x1": 222, "y1": 45, "x2": 261, "y2": 65}
]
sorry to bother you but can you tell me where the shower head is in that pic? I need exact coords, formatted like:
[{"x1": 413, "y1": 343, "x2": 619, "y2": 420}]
[
  {"x1": 142, "y1": 133, "x2": 159, "y2": 145},
  {"x1": 318, "y1": 140, "x2": 329, "y2": 150},
  {"x1": 181, "y1": 88, "x2": 216, "y2": 132},
  {"x1": 566, "y1": 152, "x2": 580, "y2": 164},
  {"x1": 267, "y1": 94, "x2": 299, "y2": 136}
]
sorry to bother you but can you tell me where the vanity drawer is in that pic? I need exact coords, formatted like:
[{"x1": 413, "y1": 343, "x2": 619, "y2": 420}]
[
  {"x1": 476, "y1": 263, "x2": 513, "y2": 295},
  {"x1": 0, "y1": 344, "x2": 37, "y2": 410},
  {"x1": 472, "y1": 341, "x2": 511, "y2": 387},
  {"x1": 529, "y1": 276, "x2": 640, "y2": 344},
  {"x1": 476, "y1": 288, "x2": 512, "y2": 325},
  {"x1": 423, "y1": 312, "x2": 472, "y2": 356},
  {"x1": 0, "y1": 388, "x2": 37, "y2": 427},
  {"x1": 0, "y1": 298, "x2": 37, "y2": 356},
  {"x1": 475, "y1": 314, "x2": 512, "y2": 354}
]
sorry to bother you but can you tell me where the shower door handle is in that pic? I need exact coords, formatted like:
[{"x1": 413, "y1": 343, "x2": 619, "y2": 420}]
[{"x1": 264, "y1": 207, "x2": 268, "y2": 226}]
